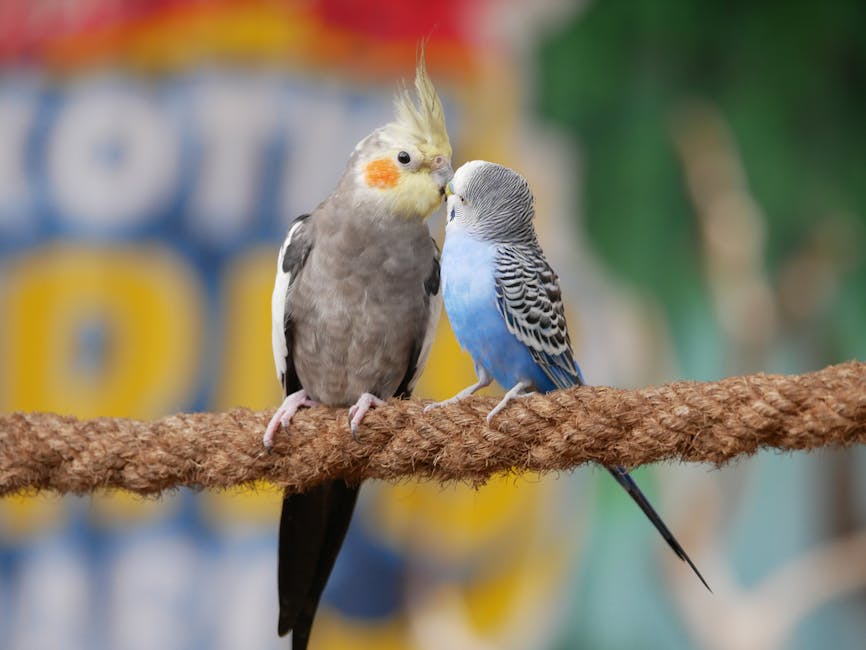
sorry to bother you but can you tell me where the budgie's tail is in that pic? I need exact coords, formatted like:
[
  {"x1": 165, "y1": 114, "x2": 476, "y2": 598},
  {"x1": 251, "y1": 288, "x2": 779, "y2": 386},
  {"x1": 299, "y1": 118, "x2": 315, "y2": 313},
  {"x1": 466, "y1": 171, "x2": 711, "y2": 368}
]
[{"x1": 607, "y1": 466, "x2": 711, "y2": 592}]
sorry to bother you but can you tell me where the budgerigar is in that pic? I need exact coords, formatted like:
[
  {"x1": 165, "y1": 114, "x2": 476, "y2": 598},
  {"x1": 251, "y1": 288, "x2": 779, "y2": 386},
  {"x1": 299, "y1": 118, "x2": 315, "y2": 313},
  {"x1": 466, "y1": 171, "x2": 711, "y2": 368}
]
[
  {"x1": 429, "y1": 160, "x2": 709, "y2": 590},
  {"x1": 265, "y1": 58, "x2": 451, "y2": 648}
]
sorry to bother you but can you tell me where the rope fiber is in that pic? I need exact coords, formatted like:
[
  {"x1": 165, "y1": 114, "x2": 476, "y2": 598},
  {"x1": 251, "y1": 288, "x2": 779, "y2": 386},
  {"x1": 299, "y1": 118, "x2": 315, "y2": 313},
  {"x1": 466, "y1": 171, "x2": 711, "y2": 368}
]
[{"x1": 1, "y1": 361, "x2": 864, "y2": 496}]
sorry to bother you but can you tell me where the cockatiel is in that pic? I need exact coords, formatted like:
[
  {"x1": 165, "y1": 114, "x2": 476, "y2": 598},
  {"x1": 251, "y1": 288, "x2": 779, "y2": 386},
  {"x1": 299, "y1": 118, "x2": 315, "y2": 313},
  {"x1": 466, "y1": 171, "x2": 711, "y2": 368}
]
[
  {"x1": 265, "y1": 58, "x2": 451, "y2": 648},
  {"x1": 429, "y1": 160, "x2": 710, "y2": 591}
]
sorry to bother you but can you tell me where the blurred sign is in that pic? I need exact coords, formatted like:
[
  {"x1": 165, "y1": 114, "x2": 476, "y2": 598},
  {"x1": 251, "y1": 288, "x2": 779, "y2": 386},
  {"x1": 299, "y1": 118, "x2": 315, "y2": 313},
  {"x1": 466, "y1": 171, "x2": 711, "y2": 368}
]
[
  {"x1": 0, "y1": 74, "x2": 396, "y2": 418},
  {"x1": 0, "y1": 2, "x2": 579, "y2": 650}
]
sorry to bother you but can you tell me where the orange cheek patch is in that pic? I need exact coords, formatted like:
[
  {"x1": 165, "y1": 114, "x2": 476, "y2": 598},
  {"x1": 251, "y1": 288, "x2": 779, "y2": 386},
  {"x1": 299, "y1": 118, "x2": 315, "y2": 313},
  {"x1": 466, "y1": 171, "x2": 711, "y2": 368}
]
[{"x1": 364, "y1": 158, "x2": 400, "y2": 189}]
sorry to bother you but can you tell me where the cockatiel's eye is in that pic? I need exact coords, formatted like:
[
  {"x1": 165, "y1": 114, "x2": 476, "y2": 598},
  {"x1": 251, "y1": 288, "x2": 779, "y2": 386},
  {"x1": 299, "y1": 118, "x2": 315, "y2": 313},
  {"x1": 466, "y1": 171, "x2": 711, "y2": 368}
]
[{"x1": 397, "y1": 151, "x2": 411, "y2": 165}]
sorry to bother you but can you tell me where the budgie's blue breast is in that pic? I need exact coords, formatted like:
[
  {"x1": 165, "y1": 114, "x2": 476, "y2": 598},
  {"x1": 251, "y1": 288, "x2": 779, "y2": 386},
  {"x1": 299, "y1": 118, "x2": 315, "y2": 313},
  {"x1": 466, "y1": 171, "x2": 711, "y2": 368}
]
[{"x1": 441, "y1": 229, "x2": 558, "y2": 392}]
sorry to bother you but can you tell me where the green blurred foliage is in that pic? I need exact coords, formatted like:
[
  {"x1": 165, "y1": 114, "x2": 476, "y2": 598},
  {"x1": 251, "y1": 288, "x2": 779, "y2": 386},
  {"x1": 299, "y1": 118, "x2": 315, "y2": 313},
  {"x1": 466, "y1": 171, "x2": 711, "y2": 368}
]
[{"x1": 536, "y1": 0, "x2": 866, "y2": 367}]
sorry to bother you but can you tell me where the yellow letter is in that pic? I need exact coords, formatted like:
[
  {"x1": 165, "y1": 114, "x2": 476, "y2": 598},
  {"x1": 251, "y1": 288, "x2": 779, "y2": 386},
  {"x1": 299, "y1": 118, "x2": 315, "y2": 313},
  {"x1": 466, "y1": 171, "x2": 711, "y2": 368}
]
[{"x1": 0, "y1": 243, "x2": 202, "y2": 419}]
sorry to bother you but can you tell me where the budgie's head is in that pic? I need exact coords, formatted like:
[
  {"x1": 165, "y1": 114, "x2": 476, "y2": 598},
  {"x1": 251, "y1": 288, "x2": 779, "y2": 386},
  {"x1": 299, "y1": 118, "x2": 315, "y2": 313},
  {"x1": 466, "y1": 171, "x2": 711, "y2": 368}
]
[
  {"x1": 445, "y1": 160, "x2": 537, "y2": 243},
  {"x1": 347, "y1": 54, "x2": 453, "y2": 222}
]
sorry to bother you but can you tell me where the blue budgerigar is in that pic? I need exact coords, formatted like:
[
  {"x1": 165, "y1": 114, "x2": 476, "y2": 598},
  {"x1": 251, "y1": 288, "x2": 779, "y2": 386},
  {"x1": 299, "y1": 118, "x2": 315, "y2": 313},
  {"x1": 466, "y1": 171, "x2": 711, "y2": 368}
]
[{"x1": 430, "y1": 160, "x2": 710, "y2": 590}]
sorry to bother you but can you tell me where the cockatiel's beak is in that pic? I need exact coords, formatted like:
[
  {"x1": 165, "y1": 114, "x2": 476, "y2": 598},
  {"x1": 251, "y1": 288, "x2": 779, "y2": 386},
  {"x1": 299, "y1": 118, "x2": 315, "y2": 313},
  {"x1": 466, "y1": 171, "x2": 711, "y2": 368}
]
[{"x1": 431, "y1": 154, "x2": 453, "y2": 195}]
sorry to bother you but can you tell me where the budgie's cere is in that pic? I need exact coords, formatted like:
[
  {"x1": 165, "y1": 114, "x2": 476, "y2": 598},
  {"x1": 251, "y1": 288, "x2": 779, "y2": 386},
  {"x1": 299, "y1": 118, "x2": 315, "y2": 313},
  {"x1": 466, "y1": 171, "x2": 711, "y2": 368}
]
[
  {"x1": 431, "y1": 160, "x2": 710, "y2": 590},
  {"x1": 266, "y1": 56, "x2": 451, "y2": 649}
]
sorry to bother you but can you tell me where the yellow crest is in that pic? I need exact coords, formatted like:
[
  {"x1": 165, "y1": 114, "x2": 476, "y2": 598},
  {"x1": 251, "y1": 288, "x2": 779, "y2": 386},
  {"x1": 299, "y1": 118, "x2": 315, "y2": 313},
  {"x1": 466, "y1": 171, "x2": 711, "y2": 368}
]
[{"x1": 390, "y1": 50, "x2": 452, "y2": 158}]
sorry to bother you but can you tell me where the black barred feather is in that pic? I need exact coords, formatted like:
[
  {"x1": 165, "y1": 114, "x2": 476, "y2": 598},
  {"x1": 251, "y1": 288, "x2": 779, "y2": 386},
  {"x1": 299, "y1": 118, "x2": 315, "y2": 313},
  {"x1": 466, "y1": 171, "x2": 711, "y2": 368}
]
[{"x1": 493, "y1": 243, "x2": 582, "y2": 389}]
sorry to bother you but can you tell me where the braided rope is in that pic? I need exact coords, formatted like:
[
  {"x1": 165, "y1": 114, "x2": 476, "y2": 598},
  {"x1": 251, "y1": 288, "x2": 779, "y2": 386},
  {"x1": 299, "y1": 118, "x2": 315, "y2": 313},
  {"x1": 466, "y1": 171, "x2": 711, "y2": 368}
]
[{"x1": 1, "y1": 361, "x2": 864, "y2": 496}]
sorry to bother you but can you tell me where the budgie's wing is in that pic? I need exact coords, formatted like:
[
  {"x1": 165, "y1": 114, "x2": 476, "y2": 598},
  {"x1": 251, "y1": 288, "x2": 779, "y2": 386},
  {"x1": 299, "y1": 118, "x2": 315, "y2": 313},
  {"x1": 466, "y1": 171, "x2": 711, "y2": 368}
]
[{"x1": 493, "y1": 244, "x2": 582, "y2": 389}]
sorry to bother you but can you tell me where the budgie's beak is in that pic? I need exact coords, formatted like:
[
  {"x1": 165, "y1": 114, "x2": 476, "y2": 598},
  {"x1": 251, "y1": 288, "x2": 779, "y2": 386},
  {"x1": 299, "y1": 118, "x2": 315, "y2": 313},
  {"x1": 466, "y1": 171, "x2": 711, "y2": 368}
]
[{"x1": 445, "y1": 181, "x2": 454, "y2": 197}]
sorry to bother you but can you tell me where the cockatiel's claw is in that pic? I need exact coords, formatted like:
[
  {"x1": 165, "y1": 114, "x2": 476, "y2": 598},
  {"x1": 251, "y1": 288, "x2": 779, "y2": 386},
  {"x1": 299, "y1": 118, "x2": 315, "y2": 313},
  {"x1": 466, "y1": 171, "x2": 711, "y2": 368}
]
[
  {"x1": 348, "y1": 393, "x2": 387, "y2": 441},
  {"x1": 263, "y1": 389, "x2": 317, "y2": 450}
]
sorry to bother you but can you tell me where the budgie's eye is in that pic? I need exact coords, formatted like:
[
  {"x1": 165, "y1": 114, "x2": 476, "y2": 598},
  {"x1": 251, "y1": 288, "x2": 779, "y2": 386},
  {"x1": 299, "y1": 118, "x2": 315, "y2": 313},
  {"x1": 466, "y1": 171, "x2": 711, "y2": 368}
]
[{"x1": 397, "y1": 151, "x2": 411, "y2": 165}]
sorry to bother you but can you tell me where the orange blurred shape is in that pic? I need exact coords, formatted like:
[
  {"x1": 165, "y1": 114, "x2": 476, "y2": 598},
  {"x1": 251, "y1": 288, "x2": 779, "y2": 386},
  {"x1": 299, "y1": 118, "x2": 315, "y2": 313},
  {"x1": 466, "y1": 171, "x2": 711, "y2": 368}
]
[{"x1": 0, "y1": 0, "x2": 482, "y2": 77}]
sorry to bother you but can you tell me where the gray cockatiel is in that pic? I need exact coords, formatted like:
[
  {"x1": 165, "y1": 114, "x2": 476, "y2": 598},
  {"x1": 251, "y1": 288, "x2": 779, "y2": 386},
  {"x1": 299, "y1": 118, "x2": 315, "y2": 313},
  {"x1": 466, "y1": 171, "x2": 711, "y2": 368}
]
[{"x1": 264, "y1": 57, "x2": 451, "y2": 648}]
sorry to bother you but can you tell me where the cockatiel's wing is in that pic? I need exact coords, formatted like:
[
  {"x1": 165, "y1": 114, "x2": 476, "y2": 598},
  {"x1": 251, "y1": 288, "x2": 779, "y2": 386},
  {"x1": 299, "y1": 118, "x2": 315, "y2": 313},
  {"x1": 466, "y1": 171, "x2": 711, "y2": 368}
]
[
  {"x1": 493, "y1": 243, "x2": 583, "y2": 390},
  {"x1": 271, "y1": 214, "x2": 360, "y2": 648},
  {"x1": 393, "y1": 239, "x2": 441, "y2": 398},
  {"x1": 271, "y1": 213, "x2": 311, "y2": 393},
  {"x1": 271, "y1": 217, "x2": 441, "y2": 403},
  {"x1": 271, "y1": 217, "x2": 442, "y2": 648}
]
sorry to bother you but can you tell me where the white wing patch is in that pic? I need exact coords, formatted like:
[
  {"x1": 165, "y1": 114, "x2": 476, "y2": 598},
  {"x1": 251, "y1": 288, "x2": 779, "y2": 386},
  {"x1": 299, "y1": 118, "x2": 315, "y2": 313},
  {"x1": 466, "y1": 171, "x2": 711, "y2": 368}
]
[{"x1": 271, "y1": 219, "x2": 306, "y2": 381}]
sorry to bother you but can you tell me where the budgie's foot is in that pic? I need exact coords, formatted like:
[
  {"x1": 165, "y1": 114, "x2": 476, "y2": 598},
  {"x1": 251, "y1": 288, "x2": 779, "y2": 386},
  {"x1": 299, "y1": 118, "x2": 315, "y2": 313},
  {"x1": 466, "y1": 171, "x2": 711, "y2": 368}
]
[
  {"x1": 263, "y1": 389, "x2": 318, "y2": 451},
  {"x1": 424, "y1": 370, "x2": 493, "y2": 412},
  {"x1": 424, "y1": 380, "x2": 490, "y2": 413},
  {"x1": 348, "y1": 393, "x2": 387, "y2": 441},
  {"x1": 423, "y1": 395, "x2": 464, "y2": 412},
  {"x1": 486, "y1": 381, "x2": 534, "y2": 424}
]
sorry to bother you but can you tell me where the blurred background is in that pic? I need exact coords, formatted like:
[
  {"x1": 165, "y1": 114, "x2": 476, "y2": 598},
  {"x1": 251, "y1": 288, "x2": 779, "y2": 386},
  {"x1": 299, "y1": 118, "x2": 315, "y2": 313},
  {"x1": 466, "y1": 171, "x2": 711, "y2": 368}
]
[{"x1": 1, "y1": 1, "x2": 865, "y2": 648}]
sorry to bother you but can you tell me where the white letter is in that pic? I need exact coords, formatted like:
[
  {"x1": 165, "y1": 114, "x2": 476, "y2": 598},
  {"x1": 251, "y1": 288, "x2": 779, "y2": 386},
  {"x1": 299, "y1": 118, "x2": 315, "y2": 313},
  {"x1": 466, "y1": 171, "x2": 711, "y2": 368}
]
[
  {"x1": 0, "y1": 86, "x2": 35, "y2": 233},
  {"x1": 189, "y1": 75, "x2": 279, "y2": 245},
  {"x1": 47, "y1": 81, "x2": 179, "y2": 230}
]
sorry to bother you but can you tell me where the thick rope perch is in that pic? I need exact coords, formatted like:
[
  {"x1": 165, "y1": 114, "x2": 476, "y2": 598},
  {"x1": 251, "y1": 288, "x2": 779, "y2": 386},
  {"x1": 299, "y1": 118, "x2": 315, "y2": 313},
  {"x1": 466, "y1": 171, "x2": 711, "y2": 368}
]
[{"x1": 1, "y1": 361, "x2": 864, "y2": 497}]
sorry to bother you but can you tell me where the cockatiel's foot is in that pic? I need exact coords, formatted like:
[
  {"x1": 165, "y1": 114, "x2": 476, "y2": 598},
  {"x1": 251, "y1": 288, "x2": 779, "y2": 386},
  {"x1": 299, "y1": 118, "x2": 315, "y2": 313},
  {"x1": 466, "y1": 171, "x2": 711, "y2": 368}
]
[
  {"x1": 348, "y1": 393, "x2": 387, "y2": 441},
  {"x1": 263, "y1": 389, "x2": 318, "y2": 451},
  {"x1": 485, "y1": 381, "x2": 533, "y2": 425}
]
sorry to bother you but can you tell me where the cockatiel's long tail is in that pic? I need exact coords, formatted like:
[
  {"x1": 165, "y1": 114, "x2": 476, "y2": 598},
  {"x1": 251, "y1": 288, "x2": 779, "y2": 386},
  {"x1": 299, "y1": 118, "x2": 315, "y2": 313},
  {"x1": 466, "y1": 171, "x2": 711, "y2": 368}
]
[
  {"x1": 265, "y1": 52, "x2": 451, "y2": 648},
  {"x1": 277, "y1": 482, "x2": 359, "y2": 642},
  {"x1": 432, "y1": 160, "x2": 709, "y2": 592}
]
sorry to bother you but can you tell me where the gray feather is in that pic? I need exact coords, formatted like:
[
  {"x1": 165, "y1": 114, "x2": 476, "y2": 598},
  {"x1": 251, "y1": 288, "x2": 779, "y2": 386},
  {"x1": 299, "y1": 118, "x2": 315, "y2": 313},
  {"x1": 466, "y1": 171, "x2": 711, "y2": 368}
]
[{"x1": 280, "y1": 201, "x2": 440, "y2": 406}]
